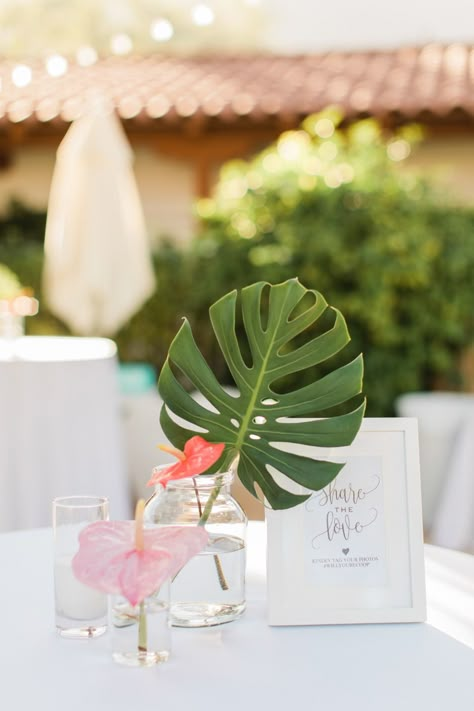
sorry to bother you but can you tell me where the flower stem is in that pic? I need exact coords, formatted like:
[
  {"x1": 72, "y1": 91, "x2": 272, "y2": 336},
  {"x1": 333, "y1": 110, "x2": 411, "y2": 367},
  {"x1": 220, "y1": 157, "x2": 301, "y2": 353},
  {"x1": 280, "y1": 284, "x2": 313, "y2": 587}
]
[
  {"x1": 135, "y1": 501, "x2": 147, "y2": 655},
  {"x1": 138, "y1": 601, "x2": 147, "y2": 653},
  {"x1": 193, "y1": 478, "x2": 204, "y2": 517}
]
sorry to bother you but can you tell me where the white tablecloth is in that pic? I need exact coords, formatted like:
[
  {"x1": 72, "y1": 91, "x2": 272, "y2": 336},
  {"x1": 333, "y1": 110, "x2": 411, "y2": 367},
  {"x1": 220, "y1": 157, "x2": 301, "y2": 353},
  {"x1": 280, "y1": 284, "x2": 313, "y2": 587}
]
[
  {"x1": 0, "y1": 336, "x2": 131, "y2": 531},
  {"x1": 395, "y1": 392, "x2": 474, "y2": 550},
  {"x1": 431, "y1": 414, "x2": 474, "y2": 551},
  {"x1": 1, "y1": 523, "x2": 473, "y2": 711}
]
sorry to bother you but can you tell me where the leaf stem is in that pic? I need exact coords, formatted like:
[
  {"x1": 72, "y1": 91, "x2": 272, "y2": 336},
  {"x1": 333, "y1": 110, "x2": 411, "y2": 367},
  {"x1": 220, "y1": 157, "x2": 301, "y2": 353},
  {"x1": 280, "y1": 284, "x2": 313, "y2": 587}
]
[
  {"x1": 197, "y1": 451, "x2": 238, "y2": 526},
  {"x1": 198, "y1": 481, "x2": 222, "y2": 527},
  {"x1": 195, "y1": 453, "x2": 238, "y2": 592},
  {"x1": 196, "y1": 479, "x2": 228, "y2": 589}
]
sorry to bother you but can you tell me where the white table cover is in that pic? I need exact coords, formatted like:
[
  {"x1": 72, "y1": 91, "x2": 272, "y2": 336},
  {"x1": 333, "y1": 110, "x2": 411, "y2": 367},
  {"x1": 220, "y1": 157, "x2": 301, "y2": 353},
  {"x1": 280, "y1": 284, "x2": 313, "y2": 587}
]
[
  {"x1": 0, "y1": 336, "x2": 131, "y2": 531},
  {"x1": 395, "y1": 392, "x2": 474, "y2": 545},
  {"x1": 0, "y1": 523, "x2": 473, "y2": 711},
  {"x1": 431, "y1": 414, "x2": 474, "y2": 551}
]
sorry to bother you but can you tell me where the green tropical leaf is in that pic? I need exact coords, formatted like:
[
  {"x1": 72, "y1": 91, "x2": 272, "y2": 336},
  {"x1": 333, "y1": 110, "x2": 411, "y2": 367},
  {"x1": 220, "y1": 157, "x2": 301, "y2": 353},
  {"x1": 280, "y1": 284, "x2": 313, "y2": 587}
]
[{"x1": 158, "y1": 278, "x2": 365, "y2": 510}]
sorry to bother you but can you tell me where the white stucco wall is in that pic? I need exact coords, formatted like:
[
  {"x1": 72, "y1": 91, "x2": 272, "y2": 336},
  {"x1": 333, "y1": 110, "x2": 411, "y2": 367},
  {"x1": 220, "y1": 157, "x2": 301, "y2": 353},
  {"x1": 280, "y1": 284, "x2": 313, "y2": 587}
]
[
  {"x1": 407, "y1": 132, "x2": 474, "y2": 203},
  {"x1": 262, "y1": 0, "x2": 474, "y2": 53},
  {"x1": 0, "y1": 142, "x2": 196, "y2": 246},
  {"x1": 133, "y1": 145, "x2": 195, "y2": 245}
]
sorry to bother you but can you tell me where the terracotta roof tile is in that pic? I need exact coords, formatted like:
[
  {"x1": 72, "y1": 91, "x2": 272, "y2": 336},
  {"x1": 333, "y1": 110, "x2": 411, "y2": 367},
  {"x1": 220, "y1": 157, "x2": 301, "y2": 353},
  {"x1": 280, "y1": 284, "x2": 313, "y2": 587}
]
[{"x1": 1, "y1": 45, "x2": 474, "y2": 129}]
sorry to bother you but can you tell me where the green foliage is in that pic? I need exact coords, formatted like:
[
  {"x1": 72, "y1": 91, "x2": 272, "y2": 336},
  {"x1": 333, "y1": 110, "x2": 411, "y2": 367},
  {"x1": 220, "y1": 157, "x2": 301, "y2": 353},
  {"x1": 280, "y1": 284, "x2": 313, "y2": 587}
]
[
  {"x1": 190, "y1": 112, "x2": 474, "y2": 414},
  {"x1": 158, "y1": 279, "x2": 365, "y2": 509},
  {"x1": 0, "y1": 199, "x2": 47, "y2": 245},
  {"x1": 0, "y1": 241, "x2": 64, "y2": 336},
  {"x1": 115, "y1": 243, "x2": 194, "y2": 367},
  {"x1": 0, "y1": 200, "x2": 56, "y2": 331},
  {"x1": 0, "y1": 263, "x2": 22, "y2": 299}
]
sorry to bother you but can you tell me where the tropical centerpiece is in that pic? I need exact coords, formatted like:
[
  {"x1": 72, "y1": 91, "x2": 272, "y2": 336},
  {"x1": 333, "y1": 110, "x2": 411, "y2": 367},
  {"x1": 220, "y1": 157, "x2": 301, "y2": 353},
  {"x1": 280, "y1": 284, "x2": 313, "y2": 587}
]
[{"x1": 145, "y1": 278, "x2": 365, "y2": 626}]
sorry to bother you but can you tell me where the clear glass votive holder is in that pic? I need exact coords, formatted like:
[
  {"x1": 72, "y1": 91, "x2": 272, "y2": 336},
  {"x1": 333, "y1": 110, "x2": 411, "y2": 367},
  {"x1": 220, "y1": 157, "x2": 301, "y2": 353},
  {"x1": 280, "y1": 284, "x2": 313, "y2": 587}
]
[
  {"x1": 53, "y1": 496, "x2": 109, "y2": 639},
  {"x1": 110, "y1": 583, "x2": 171, "y2": 667}
]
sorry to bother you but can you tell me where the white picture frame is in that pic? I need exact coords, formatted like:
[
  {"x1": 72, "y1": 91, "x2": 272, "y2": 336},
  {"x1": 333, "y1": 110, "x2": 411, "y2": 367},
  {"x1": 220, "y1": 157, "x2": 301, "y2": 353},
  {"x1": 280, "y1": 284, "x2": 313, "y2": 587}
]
[{"x1": 266, "y1": 418, "x2": 426, "y2": 625}]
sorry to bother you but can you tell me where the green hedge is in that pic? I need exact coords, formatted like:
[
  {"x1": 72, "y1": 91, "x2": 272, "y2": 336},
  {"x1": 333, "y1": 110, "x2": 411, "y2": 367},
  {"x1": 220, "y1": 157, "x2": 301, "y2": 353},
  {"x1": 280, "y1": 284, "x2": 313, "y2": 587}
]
[
  {"x1": 1, "y1": 112, "x2": 473, "y2": 415},
  {"x1": 181, "y1": 114, "x2": 474, "y2": 414}
]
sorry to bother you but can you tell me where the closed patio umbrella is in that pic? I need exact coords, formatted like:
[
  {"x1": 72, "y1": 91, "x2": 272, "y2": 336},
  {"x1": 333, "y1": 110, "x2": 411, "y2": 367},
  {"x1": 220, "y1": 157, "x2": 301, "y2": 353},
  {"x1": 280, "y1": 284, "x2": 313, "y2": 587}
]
[{"x1": 43, "y1": 98, "x2": 155, "y2": 336}]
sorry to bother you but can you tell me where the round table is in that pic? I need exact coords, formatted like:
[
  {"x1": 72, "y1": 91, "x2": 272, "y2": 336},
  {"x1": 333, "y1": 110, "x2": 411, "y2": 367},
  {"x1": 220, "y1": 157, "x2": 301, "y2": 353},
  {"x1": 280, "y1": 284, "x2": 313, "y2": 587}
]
[
  {"x1": 0, "y1": 523, "x2": 473, "y2": 710},
  {"x1": 0, "y1": 336, "x2": 131, "y2": 531}
]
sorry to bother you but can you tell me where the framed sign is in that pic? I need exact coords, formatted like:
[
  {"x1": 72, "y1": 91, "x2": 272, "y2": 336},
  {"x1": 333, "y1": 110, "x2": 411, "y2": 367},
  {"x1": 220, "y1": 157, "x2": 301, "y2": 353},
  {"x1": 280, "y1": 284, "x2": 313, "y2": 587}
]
[{"x1": 266, "y1": 418, "x2": 426, "y2": 625}]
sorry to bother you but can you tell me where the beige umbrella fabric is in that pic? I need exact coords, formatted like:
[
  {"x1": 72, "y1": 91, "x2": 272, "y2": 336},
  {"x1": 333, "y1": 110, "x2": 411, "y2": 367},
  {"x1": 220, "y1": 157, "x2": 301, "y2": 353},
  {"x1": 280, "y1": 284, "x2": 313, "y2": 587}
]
[{"x1": 43, "y1": 100, "x2": 155, "y2": 336}]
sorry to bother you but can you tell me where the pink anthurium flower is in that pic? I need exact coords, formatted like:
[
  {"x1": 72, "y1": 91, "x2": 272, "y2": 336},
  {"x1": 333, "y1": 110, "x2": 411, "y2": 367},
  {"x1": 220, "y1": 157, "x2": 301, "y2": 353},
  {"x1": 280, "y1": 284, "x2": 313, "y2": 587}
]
[
  {"x1": 72, "y1": 500, "x2": 208, "y2": 607},
  {"x1": 146, "y1": 435, "x2": 225, "y2": 488}
]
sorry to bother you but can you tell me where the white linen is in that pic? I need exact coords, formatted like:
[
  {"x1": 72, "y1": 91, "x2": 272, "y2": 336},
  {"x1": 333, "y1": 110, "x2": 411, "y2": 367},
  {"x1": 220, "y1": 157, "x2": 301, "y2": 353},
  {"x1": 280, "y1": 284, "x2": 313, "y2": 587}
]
[
  {"x1": 42, "y1": 97, "x2": 155, "y2": 336},
  {"x1": 431, "y1": 415, "x2": 474, "y2": 551},
  {"x1": 0, "y1": 523, "x2": 472, "y2": 711},
  {"x1": 395, "y1": 392, "x2": 474, "y2": 540},
  {"x1": 0, "y1": 336, "x2": 131, "y2": 530}
]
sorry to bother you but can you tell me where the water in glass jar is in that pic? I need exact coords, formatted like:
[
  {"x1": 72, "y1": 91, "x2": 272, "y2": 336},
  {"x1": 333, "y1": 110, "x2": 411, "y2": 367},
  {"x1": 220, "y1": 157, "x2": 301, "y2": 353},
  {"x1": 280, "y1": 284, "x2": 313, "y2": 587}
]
[{"x1": 170, "y1": 533, "x2": 246, "y2": 627}]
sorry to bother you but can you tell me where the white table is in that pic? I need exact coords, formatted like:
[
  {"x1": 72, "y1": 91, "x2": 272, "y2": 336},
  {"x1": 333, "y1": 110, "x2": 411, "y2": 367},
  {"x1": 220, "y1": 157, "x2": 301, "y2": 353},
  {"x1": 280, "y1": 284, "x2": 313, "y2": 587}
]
[
  {"x1": 0, "y1": 523, "x2": 473, "y2": 711},
  {"x1": 0, "y1": 336, "x2": 131, "y2": 531},
  {"x1": 395, "y1": 392, "x2": 474, "y2": 549},
  {"x1": 431, "y1": 413, "x2": 474, "y2": 551}
]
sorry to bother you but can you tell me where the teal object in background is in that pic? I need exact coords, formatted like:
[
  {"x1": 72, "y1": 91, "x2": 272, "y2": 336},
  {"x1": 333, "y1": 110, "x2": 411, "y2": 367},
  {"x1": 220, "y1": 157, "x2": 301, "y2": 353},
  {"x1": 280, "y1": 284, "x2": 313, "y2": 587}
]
[{"x1": 118, "y1": 363, "x2": 157, "y2": 395}]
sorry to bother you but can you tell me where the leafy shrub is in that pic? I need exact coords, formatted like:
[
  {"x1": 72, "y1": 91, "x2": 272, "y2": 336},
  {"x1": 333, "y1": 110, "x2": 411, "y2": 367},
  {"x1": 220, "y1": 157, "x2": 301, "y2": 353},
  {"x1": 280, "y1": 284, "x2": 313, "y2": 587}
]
[
  {"x1": 0, "y1": 262, "x2": 22, "y2": 299},
  {"x1": 185, "y1": 111, "x2": 474, "y2": 414}
]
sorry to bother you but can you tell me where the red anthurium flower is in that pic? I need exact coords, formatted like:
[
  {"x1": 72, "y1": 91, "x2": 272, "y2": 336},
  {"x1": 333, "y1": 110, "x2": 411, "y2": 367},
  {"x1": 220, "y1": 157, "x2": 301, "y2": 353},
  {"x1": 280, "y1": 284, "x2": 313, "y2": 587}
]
[
  {"x1": 146, "y1": 435, "x2": 225, "y2": 488},
  {"x1": 72, "y1": 500, "x2": 208, "y2": 607}
]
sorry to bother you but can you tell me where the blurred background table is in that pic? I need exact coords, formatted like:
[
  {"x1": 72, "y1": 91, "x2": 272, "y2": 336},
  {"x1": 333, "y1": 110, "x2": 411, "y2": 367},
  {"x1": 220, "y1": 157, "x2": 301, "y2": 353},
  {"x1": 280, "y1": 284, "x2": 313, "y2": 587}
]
[
  {"x1": 0, "y1": 336, "x2": 131, "y2": 531},
  {"x1": 395, "y1": 392, "x2": 474, "y2": 552}
]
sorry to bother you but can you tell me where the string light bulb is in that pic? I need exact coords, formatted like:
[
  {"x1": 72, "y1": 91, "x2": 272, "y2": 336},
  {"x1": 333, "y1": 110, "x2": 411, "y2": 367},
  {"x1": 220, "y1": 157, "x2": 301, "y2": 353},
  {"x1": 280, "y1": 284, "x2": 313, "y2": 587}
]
[
  {"x1": 192, "y1": 4, "x2": 215, "y2": 26},
  {"x1": 110, "y1": 33, "x2": 133, "y2": 56},
  {"x1": 76, "y1": 46, "x2": 98, "y2": 67},
  {"x1": 150, "y1": 18, "x2": 174, "y2": 42},
  {"x1": 11, "y1": 64, "x2": 32, "y2": 88},
  {"x1": 46, "y1": 55, "x2": 68, "y2": 77}
]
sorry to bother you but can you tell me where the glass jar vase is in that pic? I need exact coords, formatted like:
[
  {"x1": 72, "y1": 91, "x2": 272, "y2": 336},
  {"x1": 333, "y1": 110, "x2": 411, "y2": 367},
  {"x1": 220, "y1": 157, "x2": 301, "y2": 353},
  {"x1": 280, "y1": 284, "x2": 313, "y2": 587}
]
[{"x1": 144, "y1": 471, "x2": 247, "y2": 627}]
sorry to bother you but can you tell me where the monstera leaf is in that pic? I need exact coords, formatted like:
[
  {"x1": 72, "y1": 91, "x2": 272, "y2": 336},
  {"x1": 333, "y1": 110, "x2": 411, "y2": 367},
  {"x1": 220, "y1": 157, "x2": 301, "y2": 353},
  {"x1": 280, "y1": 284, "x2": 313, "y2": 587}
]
[{"x1": 159, "y1": 279, "x2": 365, "y2": 510}]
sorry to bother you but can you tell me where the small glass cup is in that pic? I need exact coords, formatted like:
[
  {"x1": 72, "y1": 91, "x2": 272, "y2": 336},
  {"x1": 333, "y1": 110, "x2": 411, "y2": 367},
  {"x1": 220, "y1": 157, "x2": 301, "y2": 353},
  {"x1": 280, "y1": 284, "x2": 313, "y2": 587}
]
[
  {"x1": 110, "y1": 583, "x2": 171, "y2": 667},
  {"x1": 53, "y1": 496, "x2": 109, "y2": 639}
]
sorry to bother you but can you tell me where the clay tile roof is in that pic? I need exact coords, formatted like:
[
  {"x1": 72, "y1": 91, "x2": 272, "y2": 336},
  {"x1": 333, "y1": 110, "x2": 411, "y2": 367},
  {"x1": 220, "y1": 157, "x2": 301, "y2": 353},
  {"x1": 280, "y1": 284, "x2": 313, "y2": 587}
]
[{"x1": 1, "y1": 44, "x2": 474, "y2": 129}]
